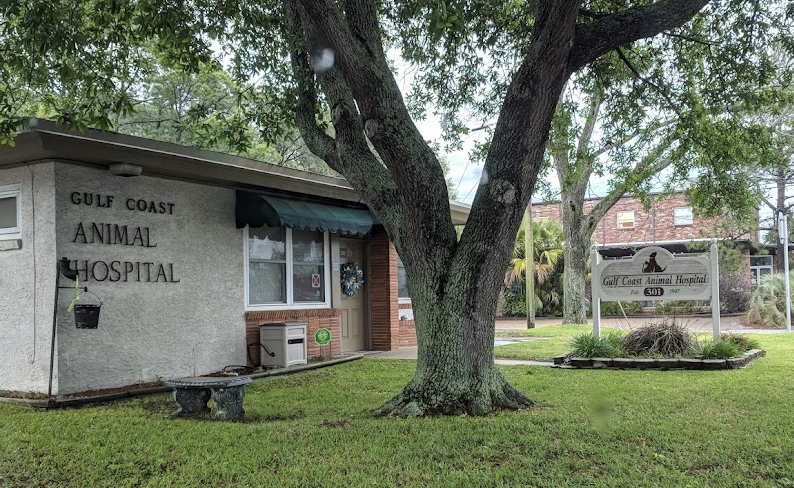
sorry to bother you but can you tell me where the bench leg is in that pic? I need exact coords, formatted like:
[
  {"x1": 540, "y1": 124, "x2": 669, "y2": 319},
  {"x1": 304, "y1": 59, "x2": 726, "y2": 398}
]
[
  {"x1": 171, "y1": 388, "x2": 212, "y2": 418},
  {"x1": 213, "y1": 386, "x2": 246, "y2": 421}
]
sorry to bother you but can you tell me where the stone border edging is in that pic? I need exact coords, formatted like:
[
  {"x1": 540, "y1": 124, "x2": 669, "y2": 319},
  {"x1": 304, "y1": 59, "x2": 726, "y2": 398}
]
[
  {"x1": 552, "y1": 349, "x2": 765, "y2": 370},
  {"x1": 0, "y1": 355, "x2": 364, "y2": 409}
]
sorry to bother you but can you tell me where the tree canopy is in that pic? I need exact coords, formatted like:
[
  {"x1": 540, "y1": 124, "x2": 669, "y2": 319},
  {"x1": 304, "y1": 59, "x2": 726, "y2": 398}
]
[{"x1": 2, "y1": 0, "x2": 792, "y2": 416}]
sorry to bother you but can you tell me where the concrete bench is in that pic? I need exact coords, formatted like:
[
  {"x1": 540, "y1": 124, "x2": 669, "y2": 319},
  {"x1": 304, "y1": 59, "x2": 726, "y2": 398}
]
[{"x1": 165, "y1": 376, "x2": 252, "y2": 421}]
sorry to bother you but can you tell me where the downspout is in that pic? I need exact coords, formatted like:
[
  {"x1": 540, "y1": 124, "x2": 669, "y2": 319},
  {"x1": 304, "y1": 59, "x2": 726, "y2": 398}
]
[{"x1": 48, "y1": 257, "x2": 77, "y2": 400}]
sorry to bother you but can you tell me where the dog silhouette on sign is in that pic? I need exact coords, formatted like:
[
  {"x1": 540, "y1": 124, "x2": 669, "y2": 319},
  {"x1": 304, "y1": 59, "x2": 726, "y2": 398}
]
[{"x1": 642, "y1": 252, "x2": 667, "y2": 273}]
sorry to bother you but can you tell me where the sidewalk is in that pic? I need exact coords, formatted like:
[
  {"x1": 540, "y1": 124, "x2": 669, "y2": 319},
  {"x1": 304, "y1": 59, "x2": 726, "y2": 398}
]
[
  {"x1": 366, "y1": 346, "x2": 553, "y2": 366},
  {"x1": 494, "y1": 315, "x2": 782, "y2": 334}
]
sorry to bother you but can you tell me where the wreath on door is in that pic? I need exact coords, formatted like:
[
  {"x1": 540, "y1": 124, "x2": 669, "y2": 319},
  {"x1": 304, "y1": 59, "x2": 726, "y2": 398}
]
[{"x1": 341, "y1": 261, "x2": 365, "y2": 296}]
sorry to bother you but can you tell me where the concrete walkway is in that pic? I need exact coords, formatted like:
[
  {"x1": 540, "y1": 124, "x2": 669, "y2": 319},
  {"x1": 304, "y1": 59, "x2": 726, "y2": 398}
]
[{"x1": 366, "y1": 346, "x2": 554, "y2": 366}]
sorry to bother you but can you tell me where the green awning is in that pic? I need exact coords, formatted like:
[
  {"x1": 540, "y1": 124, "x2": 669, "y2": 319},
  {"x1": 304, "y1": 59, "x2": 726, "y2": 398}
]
[{"x1": 235, "y1": 191, "x2": 377, "y2": 235}]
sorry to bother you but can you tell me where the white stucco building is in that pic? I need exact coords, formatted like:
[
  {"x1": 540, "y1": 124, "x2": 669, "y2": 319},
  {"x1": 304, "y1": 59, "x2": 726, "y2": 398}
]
[{"x1": 0, "y1": 120, "x2": 468, "y2": 397}]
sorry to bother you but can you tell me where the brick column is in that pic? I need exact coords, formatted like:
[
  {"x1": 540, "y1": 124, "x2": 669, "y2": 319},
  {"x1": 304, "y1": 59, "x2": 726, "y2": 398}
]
[{"x1": 369, "y1": 228, "x2": 400, "y2": 350}]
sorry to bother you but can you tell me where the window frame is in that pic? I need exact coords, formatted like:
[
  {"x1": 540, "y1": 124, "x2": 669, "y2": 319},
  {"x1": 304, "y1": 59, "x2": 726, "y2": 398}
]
[
  {"x1": 750, "y1": 255, "x2": 773, "y2": 286},
  {"x1": 616, "y1": 210, "x2": 635, "y2": 229},
  {"x1": 673, "y1": 206, "x2": 694, "y2": 226},
  {"x1": 397, "y1": 255, "x2": 411, "y2": 303},
  {"x1": 0, "y1": 185, "x2": 21, "y2": 240},
  {"x1": 244, "y1": 225, "x2": 331, "y2": 310}
]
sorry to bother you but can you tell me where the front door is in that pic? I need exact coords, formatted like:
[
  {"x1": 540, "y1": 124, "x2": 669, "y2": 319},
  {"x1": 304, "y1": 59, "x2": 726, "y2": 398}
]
[{"x1": 339, "y1": 239, "x2": 366, "y2": 351}]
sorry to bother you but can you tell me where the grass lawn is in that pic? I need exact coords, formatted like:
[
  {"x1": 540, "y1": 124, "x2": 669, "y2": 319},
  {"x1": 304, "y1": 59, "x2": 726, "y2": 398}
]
[
  {"x1": 494, "y1": 324, "x2": 612, "y2": 361},
  {"x1": 2, "y1": 328, "x2": 794, "y2": 487}
]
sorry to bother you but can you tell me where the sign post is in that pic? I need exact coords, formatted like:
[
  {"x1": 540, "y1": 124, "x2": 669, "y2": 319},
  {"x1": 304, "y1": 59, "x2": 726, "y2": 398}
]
[
  {"x1": 315, "y1": 327, "x2": 332, "y2": 358},
  {"x1": 710, "y1": 243, "x2": 721, "y2": 342}
]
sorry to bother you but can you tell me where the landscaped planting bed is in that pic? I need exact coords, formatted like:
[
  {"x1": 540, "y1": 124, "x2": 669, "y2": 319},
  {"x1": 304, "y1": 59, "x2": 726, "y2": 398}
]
[
  {"x1": 554, "y1": 348, "x2": 766, "y2": 370},
  {"x1": 550, "y1": 320, "x2": 767, "y2": 370}
]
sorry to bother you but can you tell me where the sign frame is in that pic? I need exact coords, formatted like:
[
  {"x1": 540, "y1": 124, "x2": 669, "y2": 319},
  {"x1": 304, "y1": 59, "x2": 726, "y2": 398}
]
[{"x1": 592, "y1": 244, "x2": 720, "y2": 342}]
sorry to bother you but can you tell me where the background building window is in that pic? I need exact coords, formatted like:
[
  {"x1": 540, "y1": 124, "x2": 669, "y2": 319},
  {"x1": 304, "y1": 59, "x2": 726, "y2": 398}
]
[
  {"x1": 616, "y1": 211, "x2": 635, "y2": 229},
  {"x1": 397, "y1": 256, "x2": 410, "y2": 301},
  {"x1": 674, "y1": 207, "x2": 693, "y2": 226},
  {"x1": 0, "y1": 186, "x2": 20, "y2": 238},
  {"x1": 750, "y1": 255, "x2": 773, "y2": 286},
  {"x1": 247, "y1": 226, "x2": 328, "y2": 307}
]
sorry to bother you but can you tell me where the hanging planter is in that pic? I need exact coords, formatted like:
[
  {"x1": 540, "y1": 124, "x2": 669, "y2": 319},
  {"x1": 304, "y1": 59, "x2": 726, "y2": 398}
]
[
  {"x1": 74, "y1": 304, "x2": 101, "y2": 329},
  {"x1": 67, "y1": 277, "x2": 102, "y2": 329},
  {"x1": 341, "y1": 261, "x2": 364, "y2": 296}
]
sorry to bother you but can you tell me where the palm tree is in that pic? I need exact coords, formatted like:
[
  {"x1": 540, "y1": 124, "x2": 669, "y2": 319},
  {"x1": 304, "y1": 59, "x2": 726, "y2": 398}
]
[{"x1": 505, "y1": 219, "x2": 564, "y2": 312}]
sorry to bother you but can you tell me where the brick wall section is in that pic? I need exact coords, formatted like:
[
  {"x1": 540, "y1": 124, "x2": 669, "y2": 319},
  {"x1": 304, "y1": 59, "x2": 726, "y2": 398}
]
[
  {"x1": 399, "y1": 320, "x2": 417, "y2": 347},
  {"x1": 369, "y1": 228, "x2": 400, "y2": 350},
  {"x1": 532, "y1": 193, "x2": 726, "y2": 244},
  {"x1": 245, "y1": 309, "x2": 341, "y2": 366}
]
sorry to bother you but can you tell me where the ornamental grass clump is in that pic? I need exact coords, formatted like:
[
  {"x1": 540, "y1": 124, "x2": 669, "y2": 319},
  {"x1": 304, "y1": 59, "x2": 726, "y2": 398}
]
[
  {"x1": 748, "y1": 272, "x2": 794, "y2": 328},
  {"x1": 698, "y1": 339, "x2": 743, "y2": 359},
  {"x1": 569, "y1": 332, "x2": 625, "y2": 358},
  {"x1": 621, "y1": 319, "x2": 692, "y2": 357},
  {"x1": 721, "y1": 333, "x2": 760, "y2": 352}
]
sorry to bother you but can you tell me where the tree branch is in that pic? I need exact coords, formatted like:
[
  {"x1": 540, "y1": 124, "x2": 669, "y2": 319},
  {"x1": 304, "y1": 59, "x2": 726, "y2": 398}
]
[
  {"x1": 593, "y1": 118, "x2": 675, "y2": 157},
  {"x1": 296, "y1": 0, "x2": 457, "y2": 253},
  {"x1": 284, "y1": 0, "x2": 402, "y2": 230},
  {"x1": 576, "y1": 91, "x2": 602, "y2": 173},
  {"x1": 569, "y1": 0, "x2": 711, "y2": 73},
  {"x1": 584, "y1": 143, "x2": 674, "y2": 236},
  {"x1": 342, "y1": 0, "x2": 384, "y2": 62},
  {"x1": 615, "y1": 47, "x2": 682, "y2": 116},
  {"x1": 662, "y1": 31, "x2": 715, "y2": 47}
]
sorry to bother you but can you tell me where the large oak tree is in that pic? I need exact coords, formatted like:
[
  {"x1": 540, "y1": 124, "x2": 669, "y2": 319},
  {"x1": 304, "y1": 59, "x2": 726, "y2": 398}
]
[{"x1": 2, "y1": 0, "x2": 790, "y2": 416}]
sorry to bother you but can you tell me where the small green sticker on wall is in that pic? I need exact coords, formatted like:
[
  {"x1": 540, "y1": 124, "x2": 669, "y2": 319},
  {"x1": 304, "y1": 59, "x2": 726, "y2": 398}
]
[{"x1": 315, "y1": 327, "x2": 332, "y2": 346}]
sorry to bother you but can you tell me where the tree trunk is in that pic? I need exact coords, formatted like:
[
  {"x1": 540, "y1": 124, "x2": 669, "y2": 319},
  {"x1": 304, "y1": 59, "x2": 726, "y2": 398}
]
[
  {"x1": 562, "y1": 224, "x2": 590, "y2": 325},
  {"x1": 559, "y1": 178, "x2": 591, "y2": 324},
  {"x1": 376, "y1": 261, "x2": 534, "y2": 417}
]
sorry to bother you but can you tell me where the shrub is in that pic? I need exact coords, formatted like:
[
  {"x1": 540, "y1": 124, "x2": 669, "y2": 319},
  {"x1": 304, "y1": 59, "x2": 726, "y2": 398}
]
[
  {"x1": 698, "y1": 339, "x2": 742, "y2": 359},
  {"x1": 749, "y1": 272, "x2": 794, "y2": 328},
  {"x1": 719, "y1": 273, "x2": 751, "y2": 313},
  {"x1": 621, "y1": 319, "x2": 692, "y2": 357},
  {"x1": 654, "y1": 300, "x2": 698, "y2": 315},
  {"x1": 569, "y1": 332, "x2": 625, "y2": 358},
  {"x1": 500, "y1": 291, "x2": 527, "y2": 317},
  {"x1": 721, "y1": 333, "x2": 760, "y2": 352},
  {"x1": 599, "y1": 301, "x2": 643, "y2": 317}
]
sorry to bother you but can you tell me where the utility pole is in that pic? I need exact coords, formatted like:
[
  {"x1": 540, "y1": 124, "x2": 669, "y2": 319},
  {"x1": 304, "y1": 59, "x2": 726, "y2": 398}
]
[{"x1": 524, "y1": 204, "x2": 535, "y2": 329}]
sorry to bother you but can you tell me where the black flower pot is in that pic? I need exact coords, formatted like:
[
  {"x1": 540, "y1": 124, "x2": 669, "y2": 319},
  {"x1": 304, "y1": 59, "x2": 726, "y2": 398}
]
[{"x1": 74, "y1": 304, "x2": 101, "y2": 329}]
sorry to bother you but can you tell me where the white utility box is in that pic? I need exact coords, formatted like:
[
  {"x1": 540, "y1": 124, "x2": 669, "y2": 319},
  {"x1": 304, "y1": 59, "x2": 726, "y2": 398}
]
[{"x1": 259, "y1": 322, "x2": 307, "y2": 368}]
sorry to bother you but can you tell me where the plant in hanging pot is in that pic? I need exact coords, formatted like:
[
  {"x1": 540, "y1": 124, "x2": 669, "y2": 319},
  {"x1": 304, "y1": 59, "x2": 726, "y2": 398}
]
[{"x1": 67, "y1": 277, "x2": 102, "y2": 329}]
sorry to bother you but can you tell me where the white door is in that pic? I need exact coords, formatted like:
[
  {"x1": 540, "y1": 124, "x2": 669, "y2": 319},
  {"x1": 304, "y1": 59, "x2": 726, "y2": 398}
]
[{"x1": 339, "y1": 239, "x2": 366, "y2": 351}]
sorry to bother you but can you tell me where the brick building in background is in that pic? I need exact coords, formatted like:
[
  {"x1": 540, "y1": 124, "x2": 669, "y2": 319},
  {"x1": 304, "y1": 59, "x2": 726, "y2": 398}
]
[{"x1": 532, "y1": 192, "x2": 776, "y2": 287}]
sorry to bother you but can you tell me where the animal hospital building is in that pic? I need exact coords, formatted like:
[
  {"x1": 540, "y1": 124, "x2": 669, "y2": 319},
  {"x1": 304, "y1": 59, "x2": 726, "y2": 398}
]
[{"x1": 0, "y1": 120, "x2": 469, "y2": 397}]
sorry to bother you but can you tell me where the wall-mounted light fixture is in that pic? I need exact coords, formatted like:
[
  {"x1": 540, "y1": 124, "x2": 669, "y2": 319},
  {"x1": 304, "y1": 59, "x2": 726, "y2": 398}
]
[{"x1": 109, "y1": 163, "x2": 143, "y2": 177}]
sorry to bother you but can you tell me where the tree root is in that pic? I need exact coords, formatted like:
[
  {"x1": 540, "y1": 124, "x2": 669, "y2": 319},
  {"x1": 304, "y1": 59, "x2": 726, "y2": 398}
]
[{"x1": 375, "y1": 377, "x2": 534, "y2": 418}]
